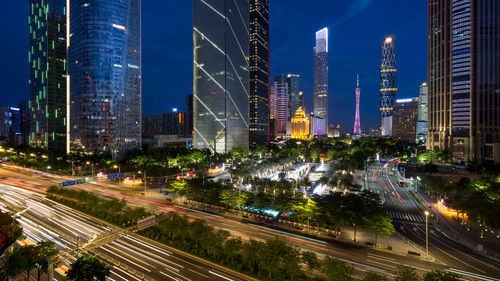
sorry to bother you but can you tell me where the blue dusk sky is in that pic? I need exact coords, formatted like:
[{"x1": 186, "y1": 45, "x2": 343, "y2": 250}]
[{"x1": 0, "y1": 0, "x2": 427, "y2": 132}]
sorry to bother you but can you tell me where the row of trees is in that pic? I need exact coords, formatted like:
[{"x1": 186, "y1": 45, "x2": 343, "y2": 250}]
[
  {"x1": 421, "y1": 176, "x2": 500, "y2": 228},
  {"x1": 47, "y1": 186, "x2": 151, "y2": 227}
]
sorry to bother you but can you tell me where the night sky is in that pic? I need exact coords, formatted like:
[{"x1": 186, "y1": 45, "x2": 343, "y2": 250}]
[{"x1": 0, "y1": 0, "x2": 427, "y2": 132}]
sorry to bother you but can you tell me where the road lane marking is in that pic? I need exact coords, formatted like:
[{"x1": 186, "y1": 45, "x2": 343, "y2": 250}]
[
  {"x1": 188, "y1": 268, "x2": 209, "y2": 278},
  {"x1": 209, "y1": 270, "x2": 234, "y2": 281},
  {"x1": 99, "y1": 246, "x2": 152, "y2": 272},
  {"x1": 366, "y1": 259, "x2": 396, "y2": 270}
]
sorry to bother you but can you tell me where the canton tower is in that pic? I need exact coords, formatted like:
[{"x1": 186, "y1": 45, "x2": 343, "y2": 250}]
[{"x1": 353, "y1": 75, "x2": 361, "y2": 135}]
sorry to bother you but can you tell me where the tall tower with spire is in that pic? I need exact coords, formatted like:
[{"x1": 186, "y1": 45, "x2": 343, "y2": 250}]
[{"x1": 353, "y1": 75, "x2": 361, "y2": 135}]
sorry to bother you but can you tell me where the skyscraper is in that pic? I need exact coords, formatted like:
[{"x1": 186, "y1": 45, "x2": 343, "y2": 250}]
[
  {"x1": 314, "y1": 27, "x2": 329, "y2": 133},
  {"x1": 287, "y1": 74, "x2": 300, "y2": 121},
  {"x1": 428, "y1": 0, "x2": 500, "y2": 163},
  {"x1": 273, "y1": 74, "x2": 288, "y2": 137},
  {"x1": 70, "y1": 0, "x2": 142, "y2": 159},
  {"x1": 249, "y1": 0, "x2": 270, "y2": 148},
  {"x1": 416, "y1": 82, "x2": 428, "y2": 145},
  {"x1": 393, "y1": 98, "x2": 418, "y2": 143},
  {"x1": 193, "y1": 0, "x2": 250, "y2": 153},
  {"x1": 28, "y1": 0, "x2": 68, "y2": 152},
  {"x1": 379, "y1": 36, "x2": 397, "y2": 136},
  {"x1": 353, "y1": 75, "x2": 361, "y2": 135}
]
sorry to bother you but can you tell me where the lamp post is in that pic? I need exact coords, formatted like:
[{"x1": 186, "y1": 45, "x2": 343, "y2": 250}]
[
  {"x1": 425, "y1": 210, "x2": 429, "y2": 260},
  {"x1": 86, "y1": 162, "x2": 95, "y2": 179}
]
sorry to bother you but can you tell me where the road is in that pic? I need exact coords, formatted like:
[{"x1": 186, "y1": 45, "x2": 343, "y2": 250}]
[
  {"x1": 1, "y1": 164, "x2": 500, "y2": 280},
  {"x1": 0, "y1": 183, "x2": 250, "y2": 281},
  {"x1": 366, "y1": 163, "x2": 500, "y2": 279}
]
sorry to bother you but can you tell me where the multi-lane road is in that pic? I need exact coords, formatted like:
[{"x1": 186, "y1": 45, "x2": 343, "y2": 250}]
[
  {"x1": 0, "y1": 183, "x2": 251, "y2": 281},
  {"x1": 1, "y1": 164, "x2": 500, "y2": 280},
  {"x1": 366, "y1": 163, "x2": 500, "y2": 279}
]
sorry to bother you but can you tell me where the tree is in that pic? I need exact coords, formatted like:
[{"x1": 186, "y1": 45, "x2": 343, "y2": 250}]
[
  {"x1": 395, "y1": 265, "x2": 420, "y2": 281},
  {"x1": 322, "y1": 256, "x2": 354, "y2": 281},
  {"x1": 66, "y1": 255, "x2": 111, "y2": 281},
  {"x1": 301, "y1": 251, "x2": 321, "y2": 273},
  {"x1": 423, "y1": 270, "x2": 459, "y2": 281},
  {"x1": 362, "y1": 271, "x2": 387, "y2": 281},
  {"x1": 35, "y1": 241, "x2": 59, "y2": 281}
]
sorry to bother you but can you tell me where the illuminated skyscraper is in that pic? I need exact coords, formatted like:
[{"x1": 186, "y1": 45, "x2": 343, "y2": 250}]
[
  {"x1": 313, "y1": 27, "x2": 328, "y2": 133},
  {"x1": 273, "y1": 74, "x2": 288, "y2": 137},
  {"x1": 193, "y1": 0, "x2": 249, "y2": 153},
  {"x1": 70, "y1": 0, "x2": 142, "y2": 158},
  {"x1": 353, "y1": 75, "x2": 361, "y2": 135},
  {"x1": 287, "y1": 74, "x2": 300, "y2": 121},
  {"x1": 379, "y1": 36, "x2": 397, "y2": 136},
  {"x1": 28, "y1": 0, "x2": 68, "y2": 152},
  {"x1": 249, "y1": 0, "x2": 270, "y2": 148},
  {"x1": 393, "y1": 98, "x2": 418, "y2": 143},
  {"x1": 428, "y1": 0, "x2": 500, "y2": 163},
  {"x1": 291, "y1": 107, "x2": 310, "y2": 140},
  {"x1": 416, "y1": 82, "x2": 428, "y2": 145}
]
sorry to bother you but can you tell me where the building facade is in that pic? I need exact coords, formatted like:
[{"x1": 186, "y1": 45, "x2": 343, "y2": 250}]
[
  {"x1": 379, "y1": 36, "x2": 398, "y2": 136},
  {"x1": 291, "y1": 107, "x2": 310, "y2": 140},
  {"x1": 249, "y1": 0, "x2": 270, "y2": 148},
  {"x1": 287, "y1": 74, "x2": 300, "y2": 121},
  {"x1": 428, "y1": 0, "x2": 500, "y2": 163},
  {"x1": 393, "y1": 98, "x2": 418, "y2": 143},
  {"x1": 193, "y1": 0, "x2": 250, "y2": 153},
  {"x1": 29, "y1": 0, "x2": 68, "y2": 152},
  {"x1": 416, "y1": 82, "x2": 428, "y2": 145},
  {"x1": 313, "y1": 28, "x2": 329, "y2": 133},
  {"x1": 186, "y1": 94, "x2": 194, "y2": 137},
  {"x1": 272, "y1": 74, "x2": 288, "y2": 137},
  {"x1": 69, "y1": 0, "x2": 142, "y2": 158}
]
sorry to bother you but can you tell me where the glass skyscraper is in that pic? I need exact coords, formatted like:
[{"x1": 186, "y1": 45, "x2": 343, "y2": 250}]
[
  {"x1": 428, "y1": 0, "x2": 500, "y2": 163},
  {"x1": 249, "y1": 0, "x2": 270, "y2": 148},
  {"x1": 287, "y1": 74, "x2": 300, "y2": 121},
  {"x1": 379, "y1": 36, "x2": 397, "y2": 136},
  {"x1": 69, "y1": 0, "x2": 142, "y2": 158},
  {"x1": 29, "y1": 0, "x2": 68, "y2": 152},
  {"x1": 273, "y1": 74, "x2": 288, "y2": 137},
  {"x1": 313, "y1": 27, "x2": 328, "y2": 134},
  {"x1": 193, "y1": 0, "x2": 250, "y2": 153}
]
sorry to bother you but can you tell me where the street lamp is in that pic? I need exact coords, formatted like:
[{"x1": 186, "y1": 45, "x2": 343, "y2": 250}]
[
  {"x1": 425, "y1": 210, "x2": 430, "y2": 260},
  {"x1": 86, "y1": 161, "x2": 95, "y2": 178}
]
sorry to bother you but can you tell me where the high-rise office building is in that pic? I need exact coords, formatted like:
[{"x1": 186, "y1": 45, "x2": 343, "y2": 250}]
[
  {"x1": 28, "y1": 0, "x2": 68, "y2": 152},
  {"x1": 249, "y1": 0, "x2": 270, "y2": 148},
  {"x1": 379, "y1": 36, "x2": 397, "y2": 136},
  {"x1": 70, "y1": 0, "x2": 142, "y2": 159},
  {"x1": 165, "y1": 109, "x2": 186, "y2": 136},
  {"x1": 273, "y1": 74, "x2": 288, "y2": 137},
  {"x1": 298, "y1": 91, "x2": 304, "y2": 108},
  {"x1": 416, "y1": 82, "x2": 428, "y2": 145},
  {"x1": 287, "y1": 74, "x2": 300, "y2": 121},
  {"x1": 428, "y1": 0, "x2": 500, "y2": 163},
  {"x1": 193, "y1": 0, "x2": 250, "y2": 153},
  {"x1": 313, "y1": 28, "x2": 329, "y2": 132},
  {"x1": 393, "y1": 98, "x2": 418, "y2": 143},
  {"x1": 353, "y1": 75, "x2": 361, "y2": 135}
]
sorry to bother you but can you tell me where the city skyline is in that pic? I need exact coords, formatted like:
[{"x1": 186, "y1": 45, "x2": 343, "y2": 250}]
[{"x1": 1, "y1": 0, "x2": 427, "y2": 133}]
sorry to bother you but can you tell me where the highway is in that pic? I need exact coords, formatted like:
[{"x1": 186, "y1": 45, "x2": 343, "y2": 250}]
[
  {"x1": 366, "y1": 163, "x2": 500, "y2": 279},
  {"x1": 1, "y1": 164, "x2": 500, "y2": 280},
  {"x1": 0, "y1": 183, "x2": 250, "y2": 281}
]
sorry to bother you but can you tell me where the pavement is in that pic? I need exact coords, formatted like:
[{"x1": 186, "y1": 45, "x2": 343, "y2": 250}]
[{"x1": 1, "y1": 164, "x2": 500, "y2": 280}]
